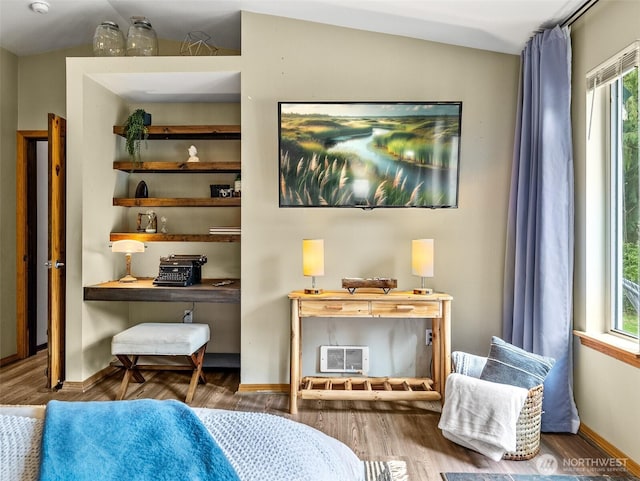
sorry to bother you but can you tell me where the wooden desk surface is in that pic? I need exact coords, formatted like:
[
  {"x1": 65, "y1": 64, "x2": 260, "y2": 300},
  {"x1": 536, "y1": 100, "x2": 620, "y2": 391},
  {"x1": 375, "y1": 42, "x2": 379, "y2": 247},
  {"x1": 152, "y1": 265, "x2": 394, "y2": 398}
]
[{"x1": 84, "y1": 278, "x2": 240, "y2": 303}]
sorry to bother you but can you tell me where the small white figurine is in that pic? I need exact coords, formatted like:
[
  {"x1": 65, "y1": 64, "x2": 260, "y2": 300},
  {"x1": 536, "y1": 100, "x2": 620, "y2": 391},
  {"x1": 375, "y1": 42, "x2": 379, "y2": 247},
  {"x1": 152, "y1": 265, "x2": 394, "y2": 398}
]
[
  {"x1": 160, "y1": 216, "x2": 168, "y2": 234},
  {"x1": 187, "y1": 145, "x2": 199, "y2": 162}
]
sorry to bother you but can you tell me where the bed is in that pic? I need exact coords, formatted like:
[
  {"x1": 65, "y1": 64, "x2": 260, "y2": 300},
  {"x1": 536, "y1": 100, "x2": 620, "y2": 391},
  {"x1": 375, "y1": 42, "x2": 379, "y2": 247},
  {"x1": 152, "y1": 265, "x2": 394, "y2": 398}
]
[{"x1": 0, "y1": 400, "x2": 405, "y2": 481}]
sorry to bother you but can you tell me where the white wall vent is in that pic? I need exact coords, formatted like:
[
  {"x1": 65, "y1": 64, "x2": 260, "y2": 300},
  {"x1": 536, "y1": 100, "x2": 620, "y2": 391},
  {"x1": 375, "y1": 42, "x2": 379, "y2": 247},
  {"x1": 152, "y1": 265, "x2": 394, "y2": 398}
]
[{"x1": 320, "y1": 346, "x2": 369, "y2": 374}]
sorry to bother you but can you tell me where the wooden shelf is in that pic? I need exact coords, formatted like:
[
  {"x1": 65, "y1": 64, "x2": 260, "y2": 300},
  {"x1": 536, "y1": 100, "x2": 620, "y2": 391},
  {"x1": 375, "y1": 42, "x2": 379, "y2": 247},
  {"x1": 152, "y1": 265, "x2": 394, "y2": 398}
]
[
  {"x1": 300, "y1": 376, "x2": 438, "y2": 401},
  {"x1": 113, "y1": 197, "x2": 241, "y2": 207},
  {"x1": 109, "y1": 233, "x2": 240, "y2": 242},
  {"x1": 113, "y1": 161, "x2": 241, "y2": 173},
  {"x1": 113, "y1": 125, "x2": 240, "y2": 140},
  {"x1": 84, "y1": 278, "x2": 240, "y2": 303}
]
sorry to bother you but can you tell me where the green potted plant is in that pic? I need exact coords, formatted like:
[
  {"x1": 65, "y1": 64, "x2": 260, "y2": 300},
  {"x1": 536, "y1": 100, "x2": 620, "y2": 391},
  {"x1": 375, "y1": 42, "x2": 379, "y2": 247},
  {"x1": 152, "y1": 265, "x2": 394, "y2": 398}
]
[{"x1": 124, "y1": 109, "x2": 151, "y2": 161}]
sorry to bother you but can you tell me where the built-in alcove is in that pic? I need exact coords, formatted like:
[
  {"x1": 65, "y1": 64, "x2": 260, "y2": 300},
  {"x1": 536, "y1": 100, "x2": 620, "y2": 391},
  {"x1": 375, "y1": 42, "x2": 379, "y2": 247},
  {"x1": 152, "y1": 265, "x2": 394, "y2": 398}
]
[{"x1": 69, "y1": 56, "x2": 243, "y2": 381}]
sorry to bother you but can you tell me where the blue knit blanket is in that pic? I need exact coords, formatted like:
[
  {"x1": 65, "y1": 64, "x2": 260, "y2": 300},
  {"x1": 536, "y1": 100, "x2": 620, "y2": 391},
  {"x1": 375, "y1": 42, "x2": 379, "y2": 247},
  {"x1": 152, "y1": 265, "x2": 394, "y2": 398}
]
[{"x1": 38, "y1": 399, "x2": 240, "y2": 481}]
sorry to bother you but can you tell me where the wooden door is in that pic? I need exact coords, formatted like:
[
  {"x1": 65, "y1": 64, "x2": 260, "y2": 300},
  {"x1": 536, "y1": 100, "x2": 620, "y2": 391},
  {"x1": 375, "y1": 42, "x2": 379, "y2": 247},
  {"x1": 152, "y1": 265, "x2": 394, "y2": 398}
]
[
  {"x1": 47, "y1": 113, "x2": 66, "y2": 389},
  {"x1": 16, "y1": 130, "x2": 45, "y2": 364}
]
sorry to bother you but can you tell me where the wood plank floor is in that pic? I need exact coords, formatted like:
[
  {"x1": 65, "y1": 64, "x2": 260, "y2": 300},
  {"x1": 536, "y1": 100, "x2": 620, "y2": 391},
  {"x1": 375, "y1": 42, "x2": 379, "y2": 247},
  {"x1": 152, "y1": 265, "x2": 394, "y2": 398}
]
[{"x1": 0, "y1": 350, "x2": 631, "y2": 481}]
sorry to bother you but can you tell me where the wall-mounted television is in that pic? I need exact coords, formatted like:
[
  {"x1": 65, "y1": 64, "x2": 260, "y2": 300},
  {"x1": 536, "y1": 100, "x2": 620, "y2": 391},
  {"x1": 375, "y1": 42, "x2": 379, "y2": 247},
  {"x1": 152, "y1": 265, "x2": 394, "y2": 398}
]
[{"x1": 278, "y1": 101, "x2": 462, "y2": 208}]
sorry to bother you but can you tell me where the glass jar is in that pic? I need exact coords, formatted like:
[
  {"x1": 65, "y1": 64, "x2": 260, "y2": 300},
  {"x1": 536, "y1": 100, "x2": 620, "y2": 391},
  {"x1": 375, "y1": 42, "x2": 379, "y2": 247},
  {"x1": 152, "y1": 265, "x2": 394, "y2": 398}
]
[
  {"x1": 93, "y1": 21, "x2": 125, "y2": 56},
  {"x1": 126, "y1": 17, "x2": 158, "y2": 56}
]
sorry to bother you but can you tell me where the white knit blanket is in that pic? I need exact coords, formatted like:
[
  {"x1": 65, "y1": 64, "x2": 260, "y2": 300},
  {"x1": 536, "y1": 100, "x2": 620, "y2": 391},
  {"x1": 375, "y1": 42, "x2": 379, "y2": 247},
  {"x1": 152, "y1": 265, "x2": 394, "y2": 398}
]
[
  {"x1": 0, "y1": 408, "x2": 364, "y2": 481},
  {"x1": 438, "y1": 373, "x2": 528, "y2": 461},
  {"x1": 0, "y1": 414, "x2": 43, "y2": 481}
]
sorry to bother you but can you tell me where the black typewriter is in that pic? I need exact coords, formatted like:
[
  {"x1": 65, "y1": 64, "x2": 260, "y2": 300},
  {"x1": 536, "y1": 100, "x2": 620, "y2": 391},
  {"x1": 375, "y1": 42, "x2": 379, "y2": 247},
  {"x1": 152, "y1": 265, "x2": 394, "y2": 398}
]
[{"x1": 153, "y1": 254, "x2": 207, "y2": 287}]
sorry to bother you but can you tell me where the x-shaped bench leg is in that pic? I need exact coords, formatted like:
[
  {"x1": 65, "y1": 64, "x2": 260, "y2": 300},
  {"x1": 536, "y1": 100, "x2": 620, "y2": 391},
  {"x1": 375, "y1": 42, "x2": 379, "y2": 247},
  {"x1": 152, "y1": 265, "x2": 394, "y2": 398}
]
[
  {"x1": 185, "y1": 344, "x2": 207, "y2": 404},
  {"x1": 116, "y1": 354, "x2": 145, "y2": 400}
]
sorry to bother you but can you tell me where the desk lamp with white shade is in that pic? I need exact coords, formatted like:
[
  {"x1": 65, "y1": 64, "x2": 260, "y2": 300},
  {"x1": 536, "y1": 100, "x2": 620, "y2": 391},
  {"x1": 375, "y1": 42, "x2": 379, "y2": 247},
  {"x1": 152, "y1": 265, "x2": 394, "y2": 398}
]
[{"x1": 111, "y1": 239, "x2": 145, "y2": 283}]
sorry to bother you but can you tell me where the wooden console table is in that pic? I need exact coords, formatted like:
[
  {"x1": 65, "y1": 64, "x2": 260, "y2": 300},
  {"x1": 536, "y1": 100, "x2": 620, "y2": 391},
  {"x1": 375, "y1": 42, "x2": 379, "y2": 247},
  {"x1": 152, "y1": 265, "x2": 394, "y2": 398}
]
[{"x1": 288, "y1": 289, "x2": 452, "y2": 414}]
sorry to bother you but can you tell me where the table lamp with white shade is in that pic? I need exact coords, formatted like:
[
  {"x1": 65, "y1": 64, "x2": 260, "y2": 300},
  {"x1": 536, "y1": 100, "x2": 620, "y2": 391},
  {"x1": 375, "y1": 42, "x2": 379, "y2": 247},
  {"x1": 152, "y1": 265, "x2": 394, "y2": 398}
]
[
  {"x1": 302, "y1": 239, "x2": 324, "y2": 294},
  {"x1": 412, "y1": 238, "x2": 434, "y2": 295},
  {"x1": 111, "y1": 239, "x2": 145, "y2": 283}
]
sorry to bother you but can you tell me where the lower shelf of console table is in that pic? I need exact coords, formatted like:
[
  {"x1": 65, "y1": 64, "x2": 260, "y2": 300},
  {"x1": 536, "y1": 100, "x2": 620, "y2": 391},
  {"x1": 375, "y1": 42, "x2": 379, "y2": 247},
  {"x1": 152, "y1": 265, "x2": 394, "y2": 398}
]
[{"x1": 299, "y1": 376, "x2": 439, "y2": 401}]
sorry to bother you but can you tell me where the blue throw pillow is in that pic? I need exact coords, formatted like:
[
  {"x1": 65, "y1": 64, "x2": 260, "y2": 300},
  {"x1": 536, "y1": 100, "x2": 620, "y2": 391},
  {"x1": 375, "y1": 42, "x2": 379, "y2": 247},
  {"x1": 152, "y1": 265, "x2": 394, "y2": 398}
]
[
  {"x1": 479, "y1": 336, "x2": 555, "y2": 389},
  {"x1": 452, "y1": 351, "x2": 487, "y2": 378}
]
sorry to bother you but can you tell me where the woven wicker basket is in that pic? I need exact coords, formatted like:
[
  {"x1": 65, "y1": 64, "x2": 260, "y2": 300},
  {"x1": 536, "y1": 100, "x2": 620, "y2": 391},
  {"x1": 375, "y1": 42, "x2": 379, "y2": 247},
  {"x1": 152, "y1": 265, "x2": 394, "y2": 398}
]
[{"x1": 503, "y1": 384, "x2": 544, "y2": 460}]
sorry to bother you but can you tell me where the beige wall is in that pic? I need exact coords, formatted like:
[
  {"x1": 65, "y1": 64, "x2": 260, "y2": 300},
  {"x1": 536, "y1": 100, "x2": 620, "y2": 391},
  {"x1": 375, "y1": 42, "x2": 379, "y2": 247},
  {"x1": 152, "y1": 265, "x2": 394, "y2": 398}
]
[
  {"x1": 0, "y1": 47, "x2": 18, "y2": 359},
  {"x1": 240, "y1": 13, "x2": 519, "y2": 383},
  {"x1": 60, "y1": 13, "x2": 519, "y2": 384},
  {"x1": 0, "y1": 45, "x2": 89, "y2": 361},
  {"x1": 17, "y1": 46, "x2": 92, "y2": 130},
  {"x1": 571, "y1": 0, "x2": 640, "y2": 464},
  {"x1": 13, "y1": 39, "x2": 236, "y2": 130},
  {"x1": 3, "y1": 14, "x2": 520, "y2": 380}
]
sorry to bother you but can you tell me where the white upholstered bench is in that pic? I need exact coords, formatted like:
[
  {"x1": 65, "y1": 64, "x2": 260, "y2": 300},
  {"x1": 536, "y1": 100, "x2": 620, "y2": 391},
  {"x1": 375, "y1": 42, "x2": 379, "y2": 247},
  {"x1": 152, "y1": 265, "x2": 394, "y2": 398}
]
[{"x1": 111, "y1": 322, "x2": 210, "y2": 404}]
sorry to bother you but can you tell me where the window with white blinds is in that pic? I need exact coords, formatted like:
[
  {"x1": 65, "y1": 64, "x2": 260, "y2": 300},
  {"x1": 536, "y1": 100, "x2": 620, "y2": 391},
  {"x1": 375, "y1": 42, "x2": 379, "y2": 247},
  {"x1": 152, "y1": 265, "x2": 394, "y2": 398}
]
[
  {"x1": 588, "y1": 40, "x2": 640, "y2": 342},
  {"x1": 586, "y1": 40, "x2": 639, "y2": 90}
]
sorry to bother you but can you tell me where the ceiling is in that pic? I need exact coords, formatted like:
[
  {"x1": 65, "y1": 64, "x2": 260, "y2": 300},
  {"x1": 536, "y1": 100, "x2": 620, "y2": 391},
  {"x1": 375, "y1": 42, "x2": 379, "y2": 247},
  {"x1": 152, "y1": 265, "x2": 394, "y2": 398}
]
[{"x1": 0, "y1": 0, "x2": 587, "y2": 57}]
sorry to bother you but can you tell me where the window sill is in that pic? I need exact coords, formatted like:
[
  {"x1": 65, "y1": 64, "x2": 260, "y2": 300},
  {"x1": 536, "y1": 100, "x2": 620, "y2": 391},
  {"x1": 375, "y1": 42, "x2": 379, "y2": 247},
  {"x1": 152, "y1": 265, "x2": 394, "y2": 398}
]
[{"x1": 573, "y1": 330, "x2": 640, "y2": 368}]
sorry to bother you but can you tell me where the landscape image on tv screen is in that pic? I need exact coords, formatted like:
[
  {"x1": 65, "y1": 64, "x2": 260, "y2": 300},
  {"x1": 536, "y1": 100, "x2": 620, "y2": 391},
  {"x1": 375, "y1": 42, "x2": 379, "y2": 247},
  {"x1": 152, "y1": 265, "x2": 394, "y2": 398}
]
[{"x1": 279, "y1": 101, "x2": 462, "y2": 208}]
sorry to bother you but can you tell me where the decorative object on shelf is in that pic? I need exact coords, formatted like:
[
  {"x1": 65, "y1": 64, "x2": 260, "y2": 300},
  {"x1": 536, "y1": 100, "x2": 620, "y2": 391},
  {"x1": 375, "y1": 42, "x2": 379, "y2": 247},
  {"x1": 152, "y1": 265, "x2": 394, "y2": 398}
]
[
  {"x1": 126, "y1": 16, "x2": 158, "y2": 56},
  {"x1": 93, "y1": 21, "x2": 125, "y2": 56},
  {"x1": 209, "y1": 227, "x2": 240, "y2": 235},
  {"x1": 111, "y1": 239, "x2": 145, "y2": 283},
  {"x1": 153, "y1": 254, "x2": 207, "y2": 287},
  {"x1": 135, "y1": 180, "x2": 149, "y2": 198},
  {"x1": 160, "y1": 216, "x2": 168, "y2": 234},
  {"x1": 412, "y1": 238, "x2": 434, "y2": 294},
  {"x1": 187, "y1": 145, "x2": 199, "y2": 162},
  {"x1": 145, "y1": 210, "x2": 157, "y2": 233},
  {"x1": 210, "y1": 184, "x2": 230, "y2": 197},
  {"x1": 136, "y1": 213, "x2": 145, "y2": 231},
  {"x1": 180, "y1": 31, "x2": 218, "y2": 56},
  {"x1": 234, "y1": 173, "x2": 241, "y2": 196},
  {"x1": 341, "y1": 277, "x2": 397, "y2": 294},
  {"x1": 124, "y1": 109, "x2": 151, "y2": 161},
  {"x1": 302, "y1": 239, "x2": 324, "y2": 294}
]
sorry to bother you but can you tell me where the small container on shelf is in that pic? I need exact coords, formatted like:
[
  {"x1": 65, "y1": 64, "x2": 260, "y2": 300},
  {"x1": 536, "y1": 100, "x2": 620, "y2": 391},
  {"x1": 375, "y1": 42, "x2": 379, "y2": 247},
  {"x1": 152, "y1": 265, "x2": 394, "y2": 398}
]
[
  {"x1": 93, "y1": 21, "x2": 126, "y2": 56},
  {"x1": 210, "y1": 184, "x2": 230, "y2": 197},
  {"x1": 126, "y1": 17, "x2": 158, "y2": 56}
]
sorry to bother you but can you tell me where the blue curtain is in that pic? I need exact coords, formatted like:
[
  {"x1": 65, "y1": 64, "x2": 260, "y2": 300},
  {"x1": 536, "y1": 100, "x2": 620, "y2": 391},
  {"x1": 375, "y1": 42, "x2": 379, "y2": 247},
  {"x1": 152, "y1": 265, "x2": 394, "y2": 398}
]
[{"x1": 503, "y1": 25, "x2": 580, "y2": 433}]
